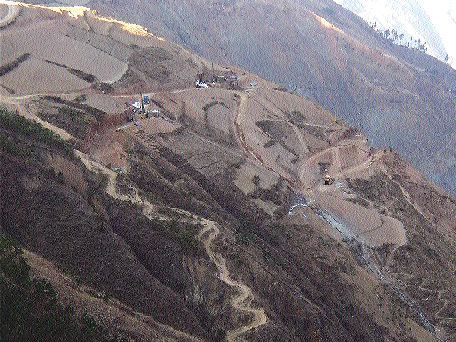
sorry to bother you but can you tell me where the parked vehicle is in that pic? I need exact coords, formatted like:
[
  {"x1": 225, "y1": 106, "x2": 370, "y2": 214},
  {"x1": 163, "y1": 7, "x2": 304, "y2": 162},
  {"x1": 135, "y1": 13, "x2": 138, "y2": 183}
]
[{"x1": 195, "y1": 80, "x2": 209, "y2": 88}]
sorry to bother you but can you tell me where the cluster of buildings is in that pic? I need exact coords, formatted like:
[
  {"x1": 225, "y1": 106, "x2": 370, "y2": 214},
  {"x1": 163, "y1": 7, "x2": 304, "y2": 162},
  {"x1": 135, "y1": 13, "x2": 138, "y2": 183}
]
[
  {"x1": 195, "y1": 70, "x2": 241, "y2": 90},
  {"x1": 122, "y1": 69, "x2": 254, "y2": 127},
  {"x1": 125, "y1": 94, "x2": 161, "y2": 122}
]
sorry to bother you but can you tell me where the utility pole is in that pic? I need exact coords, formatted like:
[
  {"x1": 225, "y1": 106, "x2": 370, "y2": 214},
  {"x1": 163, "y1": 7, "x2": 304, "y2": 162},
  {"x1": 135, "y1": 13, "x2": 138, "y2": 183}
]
[
  {"x1": 140, "y1": 91, "x2": 145, "y2": 116},
  {"x1": 247, "y1": 42, "x2": 251, "y2": 84},
  {"x1": 211, "y1": 62, "x2": 215, "y2": 82}
]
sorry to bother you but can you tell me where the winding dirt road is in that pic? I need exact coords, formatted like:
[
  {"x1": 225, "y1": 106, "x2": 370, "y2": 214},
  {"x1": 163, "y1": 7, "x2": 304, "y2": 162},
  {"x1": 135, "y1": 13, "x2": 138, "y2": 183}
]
[
  {"x1": 0, "y1": 83, "x2": 268, "y2": 340},
  {"x1": 75, "y1": 150, "x2": 268, "y2": 341},
  {"x1": 233, "y1": 92, "x2": 296, "y2": 186},
  {"x1": 298, "y1": 138, "x2": 371, "y2": 185},
  {"x1": 197, "y1": 221, "x2": 268, "y2": 341},
  {"x1": 0, "y1": 95, "x2": 76, "y2": 141},
  {"x1": 234, "y1": 93, "x2": 264, "y2": 167}
]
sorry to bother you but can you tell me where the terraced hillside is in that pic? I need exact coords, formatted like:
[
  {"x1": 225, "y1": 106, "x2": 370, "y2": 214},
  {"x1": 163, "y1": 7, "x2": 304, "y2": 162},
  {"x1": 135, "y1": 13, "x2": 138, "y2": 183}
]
[
  {"x1": 0, "y1": 3, "x2": 455, "y2": 341},
  {"x1": 31, "y1": 0, "x2": 456, "y2": 196}
]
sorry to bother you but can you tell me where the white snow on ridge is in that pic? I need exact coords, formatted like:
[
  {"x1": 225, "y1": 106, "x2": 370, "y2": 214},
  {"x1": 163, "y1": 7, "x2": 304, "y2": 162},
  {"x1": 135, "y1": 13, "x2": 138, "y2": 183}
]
[{"x1": 334, "y1": 0, "x2": 456, "y2": 69}]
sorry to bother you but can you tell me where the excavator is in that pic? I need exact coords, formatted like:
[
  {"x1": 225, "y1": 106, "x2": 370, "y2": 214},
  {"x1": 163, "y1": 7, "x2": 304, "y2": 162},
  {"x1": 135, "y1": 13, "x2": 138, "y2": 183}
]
[{"x1": 324, "y1": 174, "x2": 334, "y2": 185}]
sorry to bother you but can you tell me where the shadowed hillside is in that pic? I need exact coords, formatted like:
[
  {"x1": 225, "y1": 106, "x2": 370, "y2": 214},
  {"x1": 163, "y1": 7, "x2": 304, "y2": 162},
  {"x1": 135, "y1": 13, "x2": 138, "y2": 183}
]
[{"x1": 0, "y1": 3, "x2": 454, "y2": 341}]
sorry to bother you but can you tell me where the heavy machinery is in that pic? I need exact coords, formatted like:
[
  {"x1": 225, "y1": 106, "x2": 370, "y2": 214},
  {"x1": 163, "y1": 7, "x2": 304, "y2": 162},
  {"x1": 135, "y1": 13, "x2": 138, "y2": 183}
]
[{"x1": 324, "y1": 174, "x2": 334, "y2": 185}]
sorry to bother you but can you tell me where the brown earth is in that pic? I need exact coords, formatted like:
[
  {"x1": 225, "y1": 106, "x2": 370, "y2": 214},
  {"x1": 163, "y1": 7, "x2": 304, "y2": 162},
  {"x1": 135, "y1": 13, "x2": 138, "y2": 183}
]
[
  {"x1": 0, "y1": 3, "x2": 454, "y2": 341},
  {"x1": 35, "y1": 0, "x2": 456, "y2": 196}
]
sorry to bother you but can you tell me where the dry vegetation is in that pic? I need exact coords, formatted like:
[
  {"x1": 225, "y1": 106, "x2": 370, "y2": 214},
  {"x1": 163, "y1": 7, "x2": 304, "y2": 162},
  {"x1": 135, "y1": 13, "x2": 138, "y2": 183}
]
[{"x1": 0, "y1": 3, "x2": 453, "y2": 341}]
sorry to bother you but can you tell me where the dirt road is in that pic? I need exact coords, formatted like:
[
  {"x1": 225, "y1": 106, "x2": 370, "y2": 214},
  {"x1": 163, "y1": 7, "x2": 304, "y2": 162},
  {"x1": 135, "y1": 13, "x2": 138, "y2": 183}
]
[
  {"x1": 197, "y1": 221, "x2": 268, "y2": 341},
  {"x1": 75, "y1": 150, "x2": 268, "y2": 341},
  {"x1": 234, "y1": 93, "x2": 265, "y2": 166},
  {"x1": 1, "y1": 77, "x2": 267, "y2": 340},
  {"x1": 298, "y1": 137, "x2": 374, "y2": 190},
  {"x1": 0, "y1": 2, "x2": 20, "y2": 28},
  {"x1": 0, "y1": 95, "x2": 76, "y2": 141}
]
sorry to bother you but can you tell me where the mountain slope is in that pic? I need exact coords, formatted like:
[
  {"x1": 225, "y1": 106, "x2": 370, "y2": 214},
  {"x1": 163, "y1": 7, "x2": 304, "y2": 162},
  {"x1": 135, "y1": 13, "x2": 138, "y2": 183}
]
[
  {"x1": 334, "y1": 0, "x2": 456, "y2": 68},
  {"x1": 0, "y1": 3, "x2": 455, "y2": 341},
  {"x1": 0, "y1": 235, "x2": 118, "y2": 341},
  {"x1": 32, "y1": 0, "x2": 456, "y2": 196}
]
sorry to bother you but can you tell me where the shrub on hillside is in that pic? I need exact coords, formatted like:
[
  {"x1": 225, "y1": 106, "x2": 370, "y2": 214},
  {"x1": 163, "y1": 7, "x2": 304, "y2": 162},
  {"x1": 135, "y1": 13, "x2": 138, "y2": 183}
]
[
  {"x1": 0, "y1": 108, "x2": 72, "y2": 154},
  {"x1": 0, "y1": 235, "x2": 115, "y2": 341},
  {"x1": 0, "y1": 133, "x2": 33, "y2": 158}
]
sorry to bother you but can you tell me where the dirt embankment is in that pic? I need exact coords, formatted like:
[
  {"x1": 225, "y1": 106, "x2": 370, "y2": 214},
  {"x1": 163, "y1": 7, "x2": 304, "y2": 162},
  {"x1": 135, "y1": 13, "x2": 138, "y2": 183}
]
[{"x1": 0, "y1": 3, "x2": 20, "y2": 28}]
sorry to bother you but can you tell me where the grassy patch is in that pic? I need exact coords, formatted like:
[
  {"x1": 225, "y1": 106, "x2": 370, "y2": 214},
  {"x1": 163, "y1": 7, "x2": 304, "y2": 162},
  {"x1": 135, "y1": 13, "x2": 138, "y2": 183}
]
[
  {"x1": 45, "y1": 60, "x2": 96, "y2": 83},
  {"x1": 168, "y1": 222, "x2": 200, "y2": 253},
  {"x1": 273, "y1": 86, "x2": 288, "y2": 92},
  {"x1": 286, "y1": 110, "x2": 307, "y2": 128},
  {"x1": 0, "y1": 133, "x2": 33, "y2": 158},
  {"x1": 256, "y1": 120, "x2": 284, "y2": 141},
  {"x1": 146, "y1": 47, "x2": 173, "y2": 62},
  {"x1": 302, "y1": 125, "x2": 327, "y2": 140},
  {"x1": 92, "y1": 82, "x2": 114, "y2": 94},
  {"x1": 346, "y1": 196, "x2": 371, "y2": 208},
  {"x1": 236, "y1": 231, "x2": 255, "y2": 246},
  {"x1": 43, "y1": 96, "x2": 106, "y2": 121},
  {"x1": 318, "y1": 162, "x2": 331, "y2": 174},
  {"x1": 0, "y1": 235, "x2": 115, "y2": 341},
  {"x1": 158, "y1": 218, "x2": 200, "y2": 254},
  {"x1": 264, "y1": 140, "x2": 276, "y2": 148},
  {"x1": 256, "y1": 120, "x2": 298, "y2": 156},
  {"x1": 73, "y1": 95, "x2": 87, "y2": 103},
  {"x1": 38, "y1": 106, "x2": 94, "y2": 139},
  {"x1": 68, "y1": 69, "x2": 96, "y2": 83},
  {"x1": 0, "y1": 108, "x2": 72, "y2": 154},
  {"x1": 235, "y1": 222, "x2": 258, "y2": 246}
]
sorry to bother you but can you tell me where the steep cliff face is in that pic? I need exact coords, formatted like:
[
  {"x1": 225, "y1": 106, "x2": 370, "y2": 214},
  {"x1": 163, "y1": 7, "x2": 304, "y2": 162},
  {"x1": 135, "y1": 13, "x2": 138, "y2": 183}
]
[
  {"x1": 29, "y1": 0, "x2": 456, "y2": 195},
  {"x1": 0, "y1": 3, "x2": 454, "y2": 341}
]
